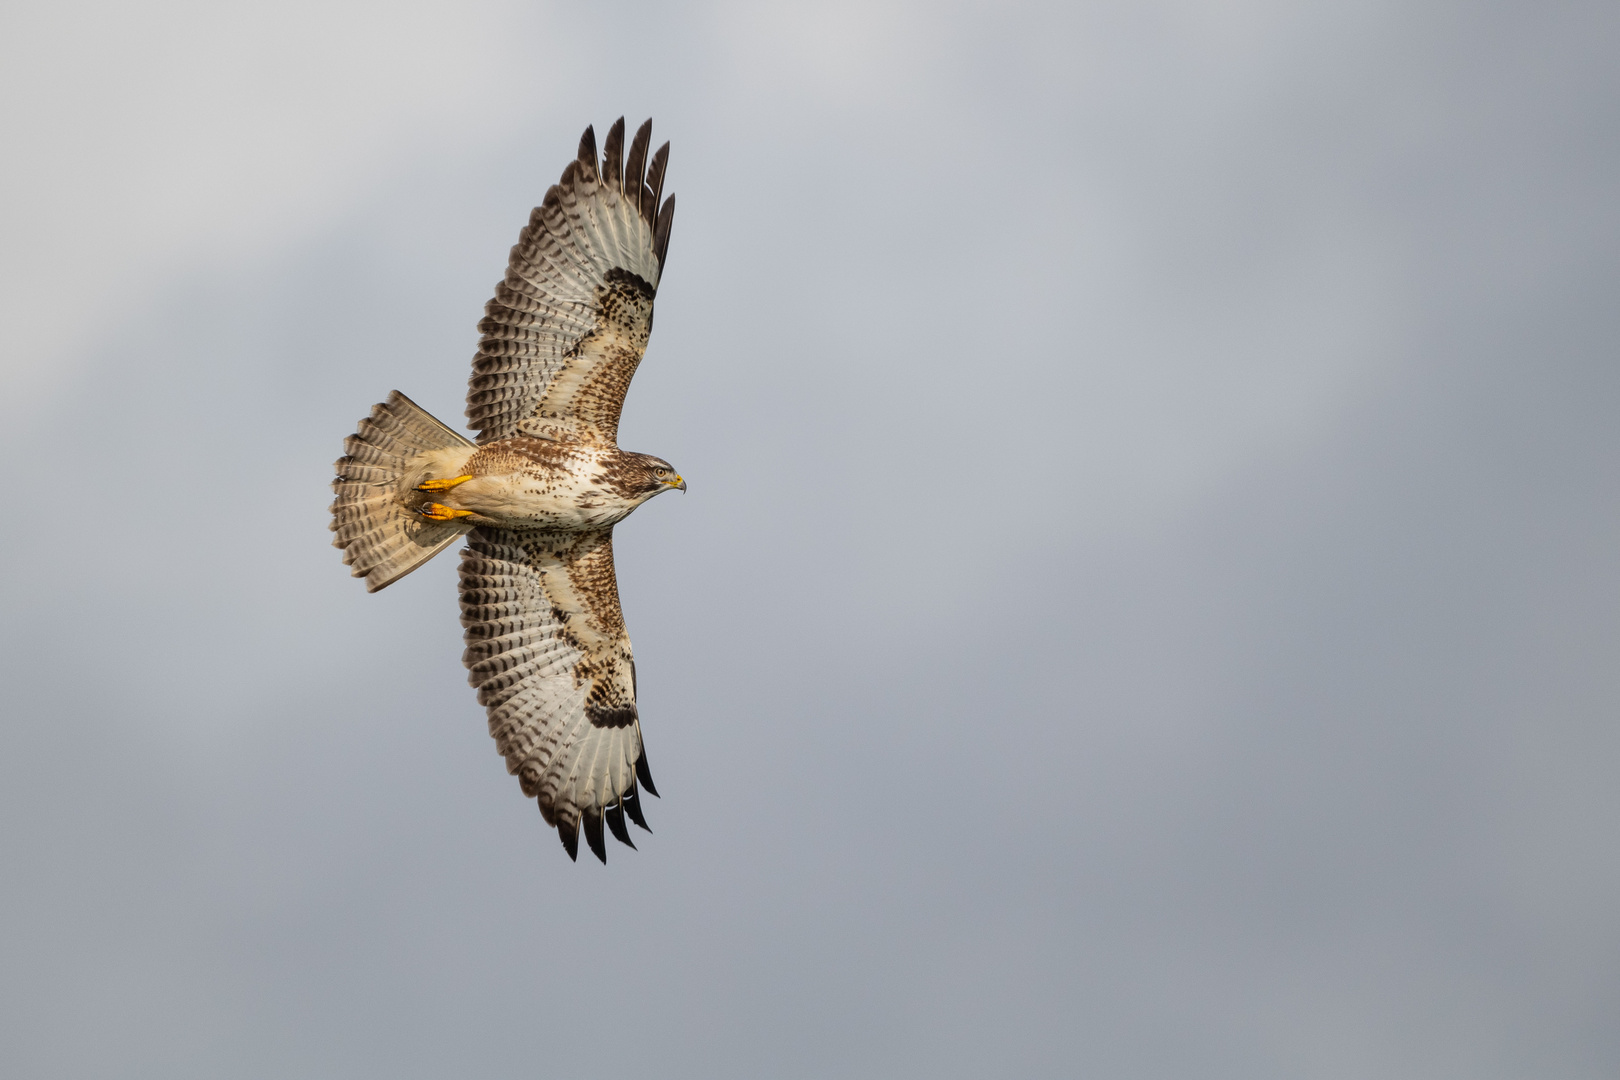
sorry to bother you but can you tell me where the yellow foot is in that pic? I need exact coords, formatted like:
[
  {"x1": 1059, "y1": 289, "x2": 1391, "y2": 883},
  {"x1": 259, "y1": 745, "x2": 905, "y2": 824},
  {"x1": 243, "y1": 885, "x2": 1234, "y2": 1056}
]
[
  {"x1": 416, "y1": 474, "x2": 474, "y2": 493},
  {"x1": 419, "y1": 502, "x2": 474, "y2": 522}
]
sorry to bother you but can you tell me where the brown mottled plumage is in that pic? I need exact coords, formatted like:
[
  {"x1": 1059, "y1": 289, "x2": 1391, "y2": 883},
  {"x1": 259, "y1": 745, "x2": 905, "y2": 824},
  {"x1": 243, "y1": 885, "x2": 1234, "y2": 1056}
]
[{"x1": 330, "y1": 119, "x2": 682, "y2": 863}]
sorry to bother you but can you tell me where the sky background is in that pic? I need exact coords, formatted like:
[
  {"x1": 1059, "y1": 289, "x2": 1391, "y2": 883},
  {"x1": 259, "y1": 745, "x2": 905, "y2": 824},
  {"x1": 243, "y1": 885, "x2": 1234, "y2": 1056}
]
[{"x1": 2, "y1": 2, "x2": 1617, "y2": 1077}]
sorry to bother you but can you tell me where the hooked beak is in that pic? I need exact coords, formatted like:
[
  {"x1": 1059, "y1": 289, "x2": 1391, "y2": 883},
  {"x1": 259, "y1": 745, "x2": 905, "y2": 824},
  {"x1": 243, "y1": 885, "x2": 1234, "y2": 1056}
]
[{"x1": 665, "y1": 474, "x2": 687, "y2": 493}]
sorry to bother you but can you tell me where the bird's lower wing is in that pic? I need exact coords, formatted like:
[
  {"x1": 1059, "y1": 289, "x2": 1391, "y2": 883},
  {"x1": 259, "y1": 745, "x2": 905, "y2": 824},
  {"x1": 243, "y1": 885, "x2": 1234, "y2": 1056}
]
[{"x1": 459, "y1": 526, "x2": 656, "y2": 862}]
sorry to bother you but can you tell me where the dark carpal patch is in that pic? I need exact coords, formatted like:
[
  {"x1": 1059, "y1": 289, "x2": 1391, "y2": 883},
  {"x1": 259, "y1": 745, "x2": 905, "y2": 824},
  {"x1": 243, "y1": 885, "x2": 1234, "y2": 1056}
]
[
  {"x1": 586, "y1": 702, "x2": 638, "y2": 729},
  {"x1": 604, "y1": 265, "x2": 655, "y2": 301}
]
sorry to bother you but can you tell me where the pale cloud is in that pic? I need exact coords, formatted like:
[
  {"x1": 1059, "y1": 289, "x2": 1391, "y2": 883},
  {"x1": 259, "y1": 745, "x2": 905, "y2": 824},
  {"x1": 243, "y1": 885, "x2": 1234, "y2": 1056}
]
[
  {"x1": 707, "y1": 0, "x2": 953, "y2": 110},
  {"x1": 0, "y1": 0, "x2": 559, "y2": 414}
]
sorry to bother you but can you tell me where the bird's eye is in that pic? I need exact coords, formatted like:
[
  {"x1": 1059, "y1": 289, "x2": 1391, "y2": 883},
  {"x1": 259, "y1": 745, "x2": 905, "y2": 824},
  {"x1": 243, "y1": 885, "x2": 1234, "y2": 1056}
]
[{"x1": 654, "y1": 467, "x2": 668, "y2": 477}]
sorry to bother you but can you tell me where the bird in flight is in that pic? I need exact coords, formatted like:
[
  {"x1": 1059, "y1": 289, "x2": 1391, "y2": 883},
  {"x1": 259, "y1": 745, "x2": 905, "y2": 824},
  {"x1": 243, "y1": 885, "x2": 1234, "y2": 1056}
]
[{"x1": 330, "y1": 118, "x2": 681, "y2": 863}]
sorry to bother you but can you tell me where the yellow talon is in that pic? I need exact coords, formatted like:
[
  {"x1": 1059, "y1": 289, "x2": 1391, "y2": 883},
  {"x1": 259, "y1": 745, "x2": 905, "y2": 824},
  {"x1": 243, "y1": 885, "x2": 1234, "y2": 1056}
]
[
  {"x1": 419, "y1": 502, "x2": 474, "y2": 522},
  {"x1": 416, "y1": 474, "x2": 474, "y2": 492}
]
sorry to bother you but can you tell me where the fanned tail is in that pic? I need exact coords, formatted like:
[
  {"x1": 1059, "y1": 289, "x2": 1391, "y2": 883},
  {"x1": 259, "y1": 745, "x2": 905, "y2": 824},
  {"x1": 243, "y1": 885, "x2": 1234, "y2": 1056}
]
[{"x1": 331, "y1": 391, "x2": 476, "y2": 592}]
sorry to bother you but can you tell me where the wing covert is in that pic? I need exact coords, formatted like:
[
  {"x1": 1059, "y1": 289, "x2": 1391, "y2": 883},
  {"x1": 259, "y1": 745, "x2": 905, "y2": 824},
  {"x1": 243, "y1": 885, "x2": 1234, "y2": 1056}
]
[{"x1": 467, "y1": 117, "x2": 676, "y2": 447}]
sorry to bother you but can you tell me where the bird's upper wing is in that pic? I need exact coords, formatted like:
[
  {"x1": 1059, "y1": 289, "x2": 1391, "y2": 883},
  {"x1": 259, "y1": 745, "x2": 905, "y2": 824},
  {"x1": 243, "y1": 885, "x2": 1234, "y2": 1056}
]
[
  {"x1": 467, "y1": 118, "x2": 675, "y2": 448},
  {"x1": 459, "y1": 525, "x2": 657, "y2": 862}
]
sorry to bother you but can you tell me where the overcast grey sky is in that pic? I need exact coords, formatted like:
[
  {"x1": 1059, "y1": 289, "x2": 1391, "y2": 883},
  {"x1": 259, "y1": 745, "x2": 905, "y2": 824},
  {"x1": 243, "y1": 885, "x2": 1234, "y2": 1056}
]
[{"x1": 2, "y1": 2, "x2": 1617, "y2": 1077}]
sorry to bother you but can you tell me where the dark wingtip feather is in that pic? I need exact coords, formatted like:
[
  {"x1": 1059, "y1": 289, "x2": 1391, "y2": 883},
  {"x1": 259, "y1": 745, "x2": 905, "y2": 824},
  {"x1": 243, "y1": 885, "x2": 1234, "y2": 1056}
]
[
  {"x1": 653, "y1": 193, "x2": 675, "y2": 271},
  {"x1": 635, "y1": 745, "x2": 660, "y2": 798},
  {"x1": 576, "y1": 125, "x2": 599, "y2": 182},
  {"x1": 582, "y1": 810, "x2": 608, "y2": 864},
  {"x1": 626, "y1": 120, "x2": 652, "y2": 220},
  {"x1": 602, "y1": 117, "x2": 625, "y2": 191},
  {"x1": 605, "y1": 800, "x2": 635, "y2": 849},
  {"x1": 622, "y1": 782, "x2": 651, "y2": 832},
  {"x1": 558, "y1": 817, "x2": 580, "y2": 861},
  {"x1": 645, "y1": 142, "x2": 669, "y2": 227}
]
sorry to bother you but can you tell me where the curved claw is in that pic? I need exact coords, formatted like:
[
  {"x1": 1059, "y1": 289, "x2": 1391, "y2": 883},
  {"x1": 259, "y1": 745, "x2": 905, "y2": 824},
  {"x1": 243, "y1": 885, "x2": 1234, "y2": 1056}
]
[
  {"x1": 416, "y1": 474, "x2": 473, "y2": 493},
  {"x1": 418, "y1": 502, "x2": 473, "y2": 522}
]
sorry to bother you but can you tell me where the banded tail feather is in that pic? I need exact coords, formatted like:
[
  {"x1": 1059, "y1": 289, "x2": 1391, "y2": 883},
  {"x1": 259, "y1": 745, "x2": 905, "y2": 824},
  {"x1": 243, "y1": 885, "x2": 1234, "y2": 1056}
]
[{"x1": 331, "y1": 391, "x2": 476, "y2": 592}]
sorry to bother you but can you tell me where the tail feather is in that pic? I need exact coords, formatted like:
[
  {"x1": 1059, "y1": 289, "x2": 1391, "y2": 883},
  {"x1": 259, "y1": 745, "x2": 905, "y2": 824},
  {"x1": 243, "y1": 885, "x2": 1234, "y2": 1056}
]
[{"x1": 331, "y1": 391, "x2": 476, "y2": 592}]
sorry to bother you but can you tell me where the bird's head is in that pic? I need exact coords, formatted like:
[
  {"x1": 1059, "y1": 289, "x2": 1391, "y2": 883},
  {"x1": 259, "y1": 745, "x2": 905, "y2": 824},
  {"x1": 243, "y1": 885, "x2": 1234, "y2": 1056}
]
[{"x1": 627, "y1": 453, "x2": 686, "y2": 499}]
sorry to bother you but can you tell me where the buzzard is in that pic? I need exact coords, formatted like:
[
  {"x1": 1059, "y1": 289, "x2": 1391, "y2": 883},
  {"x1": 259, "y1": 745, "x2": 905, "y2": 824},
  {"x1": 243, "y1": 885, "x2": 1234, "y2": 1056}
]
[{"x1": 330, "y1": 118, "x2": 681, "y2": 863}]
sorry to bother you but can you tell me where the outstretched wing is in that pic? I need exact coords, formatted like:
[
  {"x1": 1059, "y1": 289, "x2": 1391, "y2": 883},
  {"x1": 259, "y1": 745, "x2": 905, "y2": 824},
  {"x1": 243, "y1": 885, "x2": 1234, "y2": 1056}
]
[
  {"x1": 467, "y1": 117, "x2": 675, "y2": 448},
  {"x1": 458, "y1": 526, "x2": 658, "y2": 862}
]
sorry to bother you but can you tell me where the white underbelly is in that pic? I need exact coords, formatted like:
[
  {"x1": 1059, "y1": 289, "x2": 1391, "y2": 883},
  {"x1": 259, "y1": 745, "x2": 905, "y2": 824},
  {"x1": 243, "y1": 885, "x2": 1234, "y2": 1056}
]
[{"x1": 439, "y1": 472, "x2": 635, "y2": 531}]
